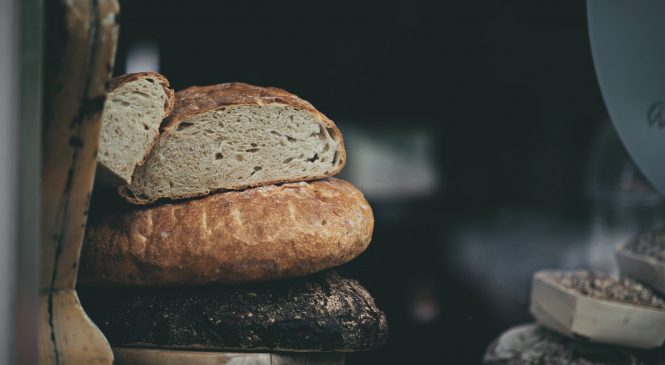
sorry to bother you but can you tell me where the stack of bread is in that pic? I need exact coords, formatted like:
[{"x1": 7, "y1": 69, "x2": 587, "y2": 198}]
[
  {"x1": 77, "y1": 72, "x2": 388, "y2": 365},
  {"x1": 484, "y1": 227, "x2": 665, "y2": 365}
]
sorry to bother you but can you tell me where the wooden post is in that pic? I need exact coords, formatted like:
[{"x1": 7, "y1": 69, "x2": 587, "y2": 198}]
[{"x1": 39, "y1": 0, "x2": 119, "y2": 364}]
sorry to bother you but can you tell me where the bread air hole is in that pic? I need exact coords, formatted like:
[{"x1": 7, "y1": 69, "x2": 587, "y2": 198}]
[
  {"x1": 245, "y1": 148, "x2": 260, "y2": 153},
  {"x1": 306, "y1": 153, "x2": 319, "y2": 163},
  {"x1": 215, "y1": 153, "x2": 223, "y2": 160},
  {"x1": 286, "y1": 135, "x2": 297, "y2": 142},
  {"x1": 143, "y1": 124, "x2": 149, "y2": 130},
  {"x1": 177, "y1": 122, "x2": 194, "y2": 131},
  {"x1": 235, "y1": 154, "x2": 245, "y2": 162},
  {"x1": 283, "y1": 157, "x2": 294, "y2": 164},
  {"x1": 250, "y1": 166, "x2": 262, "y2": 177}
]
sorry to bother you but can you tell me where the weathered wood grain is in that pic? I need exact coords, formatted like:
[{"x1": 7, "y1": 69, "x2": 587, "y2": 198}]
[{"x1": 39, "y1": 0, "x2": 119, "y2": 364}]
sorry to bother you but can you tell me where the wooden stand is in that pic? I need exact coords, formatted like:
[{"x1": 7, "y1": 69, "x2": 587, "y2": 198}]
[
  {"x1": 39, "y1": 0, "x2": 119, "y2": 364},
  {"x1": 113, "y1": 348, "x2": 346, "y2": 365}
]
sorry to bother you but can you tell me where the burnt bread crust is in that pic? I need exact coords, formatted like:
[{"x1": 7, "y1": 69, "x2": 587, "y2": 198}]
[
  {"x1": 78, "y1": 271, "x2": 389, "y2": 352},
  {"x1": 118, "y1": 82, "x2": 346, "y2": 204},
  {"x1": 80, "y1": 178, "x2": 374, "y2": 286}
]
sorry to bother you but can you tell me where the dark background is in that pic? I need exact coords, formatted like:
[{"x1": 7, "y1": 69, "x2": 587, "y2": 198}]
[{"x1": 111, "y1": 1, "x2": 665, "y2": 363}]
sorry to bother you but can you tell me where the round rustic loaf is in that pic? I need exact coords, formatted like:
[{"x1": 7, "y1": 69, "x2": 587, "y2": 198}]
[
  {"x1": 78, "y1": 271, "x2": 389, "y2": 352},
  {"x1": 79, "y1": 178, "x2": 373, "y2": 285}
]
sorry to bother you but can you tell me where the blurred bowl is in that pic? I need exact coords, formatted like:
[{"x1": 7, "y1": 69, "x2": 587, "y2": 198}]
[
  {"x1": 616, "y1": 242, "x2": 665, "y2": 296},
  {"x1": 529, "y1": 270, "x2": 665, "y2": 349}
]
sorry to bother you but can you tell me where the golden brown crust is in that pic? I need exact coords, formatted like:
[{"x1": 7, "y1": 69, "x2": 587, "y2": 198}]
[
  {"x1": 80, "y1": 178, "x2": 373, "y2": 286},
  {"x1": 106, "y1": 72, "x2": 175, "y2": 119},
  {"x1": 117, "y1": 82, "x2": 347, "y2": 205},
  {"x1": 164, "y1": 83, "x2": 329, "y2": 132}
]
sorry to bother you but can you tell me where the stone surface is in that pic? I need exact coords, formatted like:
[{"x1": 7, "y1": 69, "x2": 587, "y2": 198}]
[{"x1": 484, "y1": 324, "x2": 663, "y2": 365}]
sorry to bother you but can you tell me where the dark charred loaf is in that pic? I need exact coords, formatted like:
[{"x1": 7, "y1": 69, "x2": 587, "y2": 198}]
[{"x1": 78, "y1": 271, "x2": 388, "y2": 352}]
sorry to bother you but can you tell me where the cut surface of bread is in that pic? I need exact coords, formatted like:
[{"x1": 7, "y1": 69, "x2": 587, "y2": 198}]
[
  {"x1": 80, "y1": 178, "x2": 373, "y2": 286},
  {"x1": 98, "y1": 72, "x2": 174, "y2": 185},
  {"x1": 119, "y1": 82, "x2": 345, "y2": 204}
]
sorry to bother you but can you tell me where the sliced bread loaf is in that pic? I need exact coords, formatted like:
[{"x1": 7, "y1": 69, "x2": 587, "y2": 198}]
[
  {"x1": 97, "y1": 72, "x2": 174, "y2": 185},
  {"x1": 80, "y1": 178, "x2": 373, "y2": 286},
  {"x1": 119, "y1": 82, "x2": 346, "y2": 204}
]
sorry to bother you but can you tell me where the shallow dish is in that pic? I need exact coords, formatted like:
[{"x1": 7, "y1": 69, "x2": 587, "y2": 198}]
[{"x1": 530, "y1": 270, "x2": 665, "y2": 349}]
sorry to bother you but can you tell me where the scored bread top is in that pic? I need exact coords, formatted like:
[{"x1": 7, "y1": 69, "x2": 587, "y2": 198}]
[
  {"x1": 106, "y1": 71, "x2": 175, "y2": 117},
  {"x1": 163, "y1": 83, "x2": 337, "y2": 134}
]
